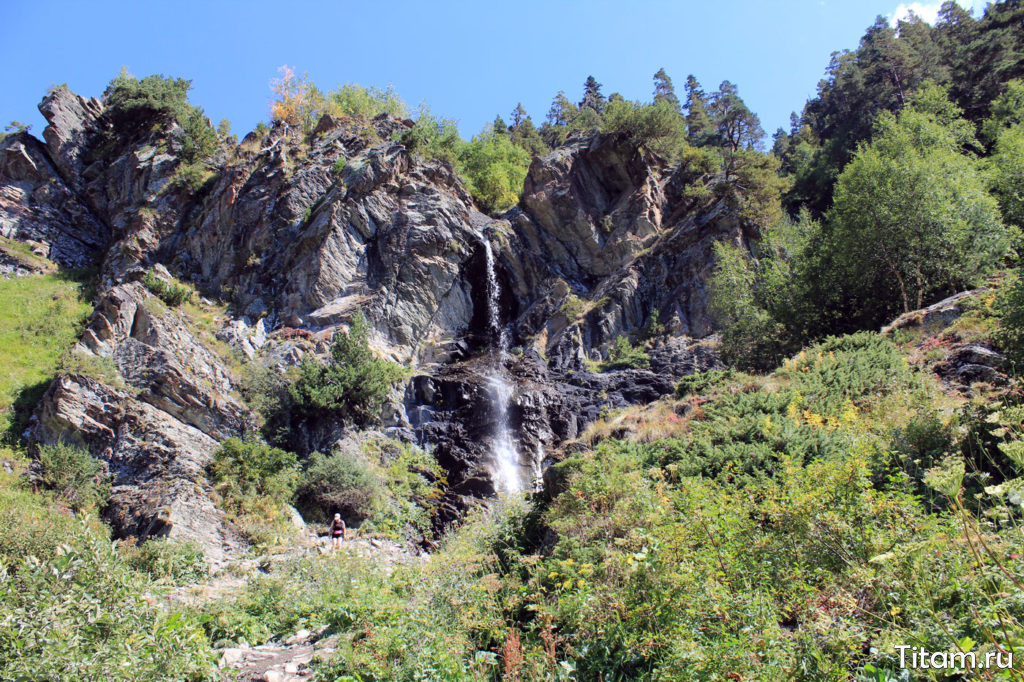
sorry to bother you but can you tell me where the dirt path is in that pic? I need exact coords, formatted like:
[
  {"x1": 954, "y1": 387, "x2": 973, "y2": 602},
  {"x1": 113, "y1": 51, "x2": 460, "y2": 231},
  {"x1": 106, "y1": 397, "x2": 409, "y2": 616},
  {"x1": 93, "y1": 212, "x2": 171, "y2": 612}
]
[{"x1": 160, "y1": 536, "x2": 426, "y2": 681}]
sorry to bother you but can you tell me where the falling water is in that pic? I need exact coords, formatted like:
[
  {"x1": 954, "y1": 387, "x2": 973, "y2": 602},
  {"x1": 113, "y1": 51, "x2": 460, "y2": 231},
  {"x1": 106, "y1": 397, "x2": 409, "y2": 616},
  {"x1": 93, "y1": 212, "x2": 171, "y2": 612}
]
[{"x1": 482, "y1": 237, "x2": 522, "y2": 495}]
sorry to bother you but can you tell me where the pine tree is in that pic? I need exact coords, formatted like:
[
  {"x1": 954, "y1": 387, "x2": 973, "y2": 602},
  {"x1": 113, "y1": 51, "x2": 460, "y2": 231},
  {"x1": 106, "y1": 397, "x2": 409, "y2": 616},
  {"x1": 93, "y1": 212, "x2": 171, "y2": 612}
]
[
  {"x1": 547, "y1": 91, "x2": 577, "y2": 126},
  {"x1": 580, "y1": 76, "x2": 607, "y2": 113},
  {"x1": 493, "y1": 115, "x2": 509, "y2": 136},
  {"x1": 684, "y1": 75, "x2": 713, "y2": 146},
  {"x1": 653, "y1": 68, "x2": 681, "y2": 112},
  {"x1": 510, "y1": 103, "x2": 527, "y2": 128}
]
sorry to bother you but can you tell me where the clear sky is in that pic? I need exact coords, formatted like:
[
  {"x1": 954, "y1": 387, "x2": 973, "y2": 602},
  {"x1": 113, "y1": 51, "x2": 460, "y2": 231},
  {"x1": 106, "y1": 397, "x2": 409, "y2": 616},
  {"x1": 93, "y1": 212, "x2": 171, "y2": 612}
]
[{"x1": 1, "y1": 0, "x2": 989, "y2": 142}]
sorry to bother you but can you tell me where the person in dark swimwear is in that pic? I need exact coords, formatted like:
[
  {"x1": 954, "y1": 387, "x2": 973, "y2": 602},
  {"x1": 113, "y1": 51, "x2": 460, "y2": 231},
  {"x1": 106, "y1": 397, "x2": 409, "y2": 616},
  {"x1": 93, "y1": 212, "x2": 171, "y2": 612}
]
[{"x1": 330, "y1": 513, "x2": 346, "y2": 549}]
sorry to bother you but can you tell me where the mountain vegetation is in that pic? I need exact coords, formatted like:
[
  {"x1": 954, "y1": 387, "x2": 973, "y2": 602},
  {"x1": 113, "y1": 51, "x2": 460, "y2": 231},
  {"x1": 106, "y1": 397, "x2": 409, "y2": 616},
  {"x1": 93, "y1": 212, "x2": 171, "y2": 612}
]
[{"x1": 2, "y1": 2, "x2": 1024, "y2": 680}]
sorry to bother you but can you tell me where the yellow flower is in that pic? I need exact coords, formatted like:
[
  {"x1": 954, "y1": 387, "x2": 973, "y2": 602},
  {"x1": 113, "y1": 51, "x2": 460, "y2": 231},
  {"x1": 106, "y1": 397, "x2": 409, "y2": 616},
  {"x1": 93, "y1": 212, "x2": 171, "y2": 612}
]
[{"x1": 803, "y1": 410, "x2": 824, "y2": 428}]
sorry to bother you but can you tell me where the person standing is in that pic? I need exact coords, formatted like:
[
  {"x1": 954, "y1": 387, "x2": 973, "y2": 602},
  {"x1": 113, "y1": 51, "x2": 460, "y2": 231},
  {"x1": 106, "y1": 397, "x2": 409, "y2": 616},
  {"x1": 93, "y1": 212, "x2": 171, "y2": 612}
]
[{"x1": 330, "y1": 513, "x2": 346, "y2": 549}]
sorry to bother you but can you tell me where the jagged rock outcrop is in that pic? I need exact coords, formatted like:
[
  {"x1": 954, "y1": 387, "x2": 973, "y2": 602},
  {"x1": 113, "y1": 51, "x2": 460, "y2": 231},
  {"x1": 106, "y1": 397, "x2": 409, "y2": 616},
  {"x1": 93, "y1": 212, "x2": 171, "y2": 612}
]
[
  {"x1": 881, "y1": 288, "x2": 1012, "y2": 392},
  {"x1": 0, "y1": 133, "x2": 108, "y2": 268},
  {"x1": 498, "y1": 134, "x2": 747, "y2": 364},
  {"x1": 26, "y1": 281, "x2": 254, "y2": 560},
  {"x1": 0, "y1": 84, "x2": 752, "y2": 558}
]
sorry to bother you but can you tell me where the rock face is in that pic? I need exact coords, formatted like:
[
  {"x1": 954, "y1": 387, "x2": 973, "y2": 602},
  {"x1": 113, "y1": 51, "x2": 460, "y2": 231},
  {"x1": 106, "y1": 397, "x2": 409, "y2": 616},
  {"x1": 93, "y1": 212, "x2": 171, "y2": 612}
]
[
  {"x1": 27, "y1": 282, "x2": 253, "y2": 562},
  {"x1": 0, "y1": 133, "x2": 108, "y2": 268},
  {"x1": 0, "y1": 84, "x2": 753, "y2": 558}
]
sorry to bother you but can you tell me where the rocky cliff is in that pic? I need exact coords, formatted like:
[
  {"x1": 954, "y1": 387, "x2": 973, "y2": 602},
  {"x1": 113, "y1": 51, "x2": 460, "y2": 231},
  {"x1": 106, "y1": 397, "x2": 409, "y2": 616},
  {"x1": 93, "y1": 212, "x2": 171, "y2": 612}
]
[{"x1": 0, "y1": 85, "x2": 748, "y2": 557}]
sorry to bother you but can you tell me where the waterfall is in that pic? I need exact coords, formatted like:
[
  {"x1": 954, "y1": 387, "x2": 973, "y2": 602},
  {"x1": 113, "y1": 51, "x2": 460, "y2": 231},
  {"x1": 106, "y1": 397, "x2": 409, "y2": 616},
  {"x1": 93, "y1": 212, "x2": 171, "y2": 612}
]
[{"x1": 482, "y1": 237, "x2": 522, "y2": 495}]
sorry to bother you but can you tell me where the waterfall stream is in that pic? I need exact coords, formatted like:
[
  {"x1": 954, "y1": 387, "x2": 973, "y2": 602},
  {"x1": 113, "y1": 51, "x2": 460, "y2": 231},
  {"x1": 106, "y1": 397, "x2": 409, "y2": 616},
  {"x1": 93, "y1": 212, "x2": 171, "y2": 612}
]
[{"x1": 482, "y1": 237, "x2": 522, "y2": 495}]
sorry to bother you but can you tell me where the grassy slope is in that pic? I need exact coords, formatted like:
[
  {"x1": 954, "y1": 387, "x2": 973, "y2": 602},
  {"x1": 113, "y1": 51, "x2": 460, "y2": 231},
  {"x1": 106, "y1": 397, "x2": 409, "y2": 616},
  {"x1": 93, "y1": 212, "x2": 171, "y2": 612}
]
[{"x1": 0, "y1": 272, "x2": 92, "y2": 442}]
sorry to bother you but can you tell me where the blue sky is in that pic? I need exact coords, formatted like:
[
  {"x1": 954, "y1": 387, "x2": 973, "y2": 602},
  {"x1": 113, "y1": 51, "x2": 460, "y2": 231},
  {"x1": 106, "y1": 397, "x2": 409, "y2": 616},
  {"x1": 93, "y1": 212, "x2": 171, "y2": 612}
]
[{"x1": 1, "y1": 0, "x2": 989, "y2": 141}]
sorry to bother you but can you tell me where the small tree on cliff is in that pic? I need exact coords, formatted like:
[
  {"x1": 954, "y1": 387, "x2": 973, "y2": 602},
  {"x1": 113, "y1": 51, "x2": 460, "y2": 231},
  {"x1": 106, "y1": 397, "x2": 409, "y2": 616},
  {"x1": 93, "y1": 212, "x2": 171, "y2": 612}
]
[{"x1": 288, "y1": 309, "x2": 407, "y2": 426}]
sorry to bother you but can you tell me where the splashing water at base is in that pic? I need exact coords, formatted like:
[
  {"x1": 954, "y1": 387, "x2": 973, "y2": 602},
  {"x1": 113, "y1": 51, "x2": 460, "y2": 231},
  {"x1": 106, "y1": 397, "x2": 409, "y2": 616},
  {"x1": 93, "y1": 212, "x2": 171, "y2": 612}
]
[
  {"x1": 482, "y1": 235, "x2": 522, "y2": 495},
  {"x1": 488, "y1": 372, "x2": 522, "y2": 495}
]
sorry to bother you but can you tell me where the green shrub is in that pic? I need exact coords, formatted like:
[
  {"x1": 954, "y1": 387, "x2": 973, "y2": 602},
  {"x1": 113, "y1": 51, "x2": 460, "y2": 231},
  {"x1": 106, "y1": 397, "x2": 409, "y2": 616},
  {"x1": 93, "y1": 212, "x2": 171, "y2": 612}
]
[
  {"x1": 456, "y1": 128, "x2": 531, "y2": 213},
  {"x1": 360, "y1": 437, "x2": 445, "y2": 539},
  {"x1": 288, "y1": 309, "x2": 407, "y2": 426},
  {"x1": 141, "y1": 270, "x2": 193, "y2": 306},
  {"x1": 296, "y1": 438, "x2": 443, "y2": 538},
  {"x1": 601, "y1": 98, "x2": 688, "y2": 158},
  {"x1": 32, "y1": 441, "x2": 109, "y2": 512},
  {"x1": 0, "y1": 518, "x2": 213, "y2": 680},
  {"x1": 123, "y1": 538, "x2": 208, "y2": 585},
  {"x1": 559, "y1": 293, "x2": 586, "y2": 322},
  {"x1": 597, "y1": 335, "x2": 650, "y2": 371},
  {"x1": 103, "y1": 69, "x2": 192, "y2": 130},
  {"x1": 178, "y1": 106, "x2": 218, "y2": 164},
  {"x1": 331, "y1": 158, "x2": 347, "y2": 177},
  {"x1": 996, "y1": 271, "x2": 1024, "y2": 366},
  {"x1": 675, "y1": 368, "x2": 735, "y2": 398},
  {"x1": 102, "y1": 70, "x2": 220, "y2": 190},
  {"x1": 208, "y1": 438, "x2": 301, "y2": 547},
  {"x1": 328, "y1": 83, "x2": 408, "y2": 119},
  {"x1": 209, "y1": 437, "x2": 299, "y2": 503},
  {"x1": 399, "y1": 107, "x2": 463, "y2": 164},
  {"x1": 0, "y1": 479, "x2": 84, "y2": 564},
  {"x1": 295, "y1": 450, "x2": 380, "y2": 524}
]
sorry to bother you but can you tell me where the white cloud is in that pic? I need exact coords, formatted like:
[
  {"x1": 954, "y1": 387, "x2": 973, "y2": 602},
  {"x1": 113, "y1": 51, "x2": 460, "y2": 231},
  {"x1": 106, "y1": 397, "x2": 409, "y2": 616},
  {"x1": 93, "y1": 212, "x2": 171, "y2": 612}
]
[{"x1": 888, "y1": 0, "x2": 987, "y2": 26}]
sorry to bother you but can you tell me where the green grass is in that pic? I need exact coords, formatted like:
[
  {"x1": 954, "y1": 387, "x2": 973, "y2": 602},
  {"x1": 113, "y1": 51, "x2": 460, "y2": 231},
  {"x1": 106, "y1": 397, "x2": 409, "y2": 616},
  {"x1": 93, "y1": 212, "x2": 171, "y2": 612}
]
[
  {"x1": 0, "y1": 272, "x2": 93, "y2": 440},
  {"x1": 0, "y1": 236, "x2": 54, "y2": 273}
]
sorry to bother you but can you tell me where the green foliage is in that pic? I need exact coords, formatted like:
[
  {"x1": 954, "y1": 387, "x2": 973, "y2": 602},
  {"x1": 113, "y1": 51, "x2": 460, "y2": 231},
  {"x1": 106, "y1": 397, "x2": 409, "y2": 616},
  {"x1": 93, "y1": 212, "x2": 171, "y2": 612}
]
[
  {"x1": 601, "y1": 98, "x2": 688, "y2": 158},
  {"x1": 827, "y1": 85, "x2": 1014, "y2": 316},
  {"x1": 122, "y1": 538, "x2": 208, "y2": 585},
  {"x1": 141, "y1": 270, "x2": 193, "y2": 306},
  {"x1": 331, "y1": 157, "x2": 346, "y2": 177},
  {"x1": 708, "y1": 212, "x2": 814, "y2": 369},
  {"x1": 0, "y1": 517, "x2": 213, "y2": 680},
  {"x1": 456, "y1": 127, "x2": 531, "y2": 213},
  {"x1": 103, "y1": 69, "x2": 192, "y2": 130},
  {"x1": 996, "y1": 271, "x2": 1024, "y2": 366},
  {"x1": 208, "y1": 437, "x2": 300, "y2": 547},
  {"x1": 32, "y1": 441, "x2": 109, "y2": 512},
  {"x1": 209, "y1": 437, "x2": 299, "y2": 504},
  {"x1": 178, "y1": 106, "x2": 218, "y2": 164},
  {"x1": 639, "y1": 309, "x2": 666, "y2": 341},
  {"x1": 328, "y1": 83, "x2": 408, "y2": 119},
  {"x1": 270, "y1": 69, "x2": 409, "y2": 132},
  {"x1": 597, "y1": 335, "x2": 650, "y2": 371},
  {"x1": 0, "y1": 121, "x2": 31, "y2": 143},
  {"x1": 295, "y1": 449, "x2": 379, "y2": 524},
  {"x1": 559, "y1": 292, "x2": 586, "y2": 322},
  {"x1": 0, "y1": 272, "x2": 92, "y2": 440},
  {"x1": 102, "y1": 70, "x2": 220, "y2": 191},
  {"x1": 288, "y1": 309, "x2": 407, "y2": 426},
  {"x1": 675, "y1": 368, "x2": 735, "y2": 398},
  {"x1": 781, "y1": 5, "x2": 1024, "y2": 212},
  {"x1": 399, "y1": 106, "x2": 462, "y2": 164},
  {"x1": 989, "y1": 122, "x2": 1024, "y2": 229},
  {"x1": 0, "y1": 475, "x2": 84, "y2": 565},
  {"x1": 721, "y1": 87, "x2": 1017, "y2": 363},
  {"x1": 296, "y1": 438, "x2": 443, "y2": 539}
]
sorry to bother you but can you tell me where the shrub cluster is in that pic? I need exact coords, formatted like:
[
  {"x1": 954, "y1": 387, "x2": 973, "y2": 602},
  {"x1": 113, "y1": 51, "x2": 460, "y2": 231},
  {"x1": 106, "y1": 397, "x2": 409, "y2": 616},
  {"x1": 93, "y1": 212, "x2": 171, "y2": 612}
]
[
  {"x1": 288, "y1": 309, "x2": 407, "y2": 426},
  {"x1": 596, "y1": 334, "x2": 650, "y2": 371},
  {"x1": 31, "y1": 441, "x2": 109, "y2": 512},
  {"x1": 101, "y1": 70, "x2": 220, "y2": 190},
  {"x1": 141, "y1": 270, "x2": 193, "y2": 306}
]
